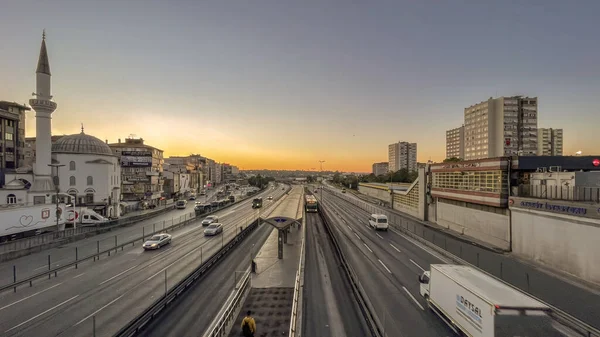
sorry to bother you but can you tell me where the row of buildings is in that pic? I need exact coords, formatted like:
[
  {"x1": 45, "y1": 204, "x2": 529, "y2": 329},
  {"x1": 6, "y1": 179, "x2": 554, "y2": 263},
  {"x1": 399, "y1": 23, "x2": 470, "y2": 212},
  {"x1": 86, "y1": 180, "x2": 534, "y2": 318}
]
[
  {"x1": 371, "y1": 141, "x2": 418, "y2": 176},
  {"x1": 0, "y1": 33, "x2": 239, "y2": 219},
  {"x1": 446, "y1": 96, "x2": 563, "y2": 160}
]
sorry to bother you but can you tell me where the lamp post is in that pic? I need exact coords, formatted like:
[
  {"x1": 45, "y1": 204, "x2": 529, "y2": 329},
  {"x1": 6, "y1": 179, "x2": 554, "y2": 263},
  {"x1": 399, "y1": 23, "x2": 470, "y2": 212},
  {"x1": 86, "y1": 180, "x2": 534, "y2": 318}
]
[{"x1": 49, "y1": 164, "x2": 66, "y2": 229}]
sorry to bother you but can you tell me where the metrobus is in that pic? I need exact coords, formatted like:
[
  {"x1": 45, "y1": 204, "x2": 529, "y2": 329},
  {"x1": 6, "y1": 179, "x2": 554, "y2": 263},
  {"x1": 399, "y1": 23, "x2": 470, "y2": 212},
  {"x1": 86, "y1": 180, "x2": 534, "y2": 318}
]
[
  {"x1": 305, "y1": 195, "x2": 318, "y2": 213},
  {"x1": 252, "y1": 197, "x2": 263, "y2": 209}
]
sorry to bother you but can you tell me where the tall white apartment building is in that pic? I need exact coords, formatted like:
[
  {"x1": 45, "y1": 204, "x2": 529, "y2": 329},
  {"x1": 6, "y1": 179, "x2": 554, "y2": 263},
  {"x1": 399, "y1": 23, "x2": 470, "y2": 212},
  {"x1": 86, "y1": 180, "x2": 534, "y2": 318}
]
[
  {"x1": 446, "y1": 125, "x2": 464, "y2": 159},
  {"x1": 464, "y1": 96, "x2": 538, "y2": 160},
  {"x1": 388, "y1": 141, "x2": 417, "y2": 172},
  {"x1": 537, "y1": 128, "x2": 563, "y2": 156}
]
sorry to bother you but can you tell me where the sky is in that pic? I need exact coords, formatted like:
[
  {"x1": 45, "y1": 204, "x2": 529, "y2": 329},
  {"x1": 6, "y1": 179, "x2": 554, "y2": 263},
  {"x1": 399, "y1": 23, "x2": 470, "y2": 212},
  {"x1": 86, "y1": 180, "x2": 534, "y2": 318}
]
[{"x1": 1, "y1": 0, "x2": 599, "y2": 172}]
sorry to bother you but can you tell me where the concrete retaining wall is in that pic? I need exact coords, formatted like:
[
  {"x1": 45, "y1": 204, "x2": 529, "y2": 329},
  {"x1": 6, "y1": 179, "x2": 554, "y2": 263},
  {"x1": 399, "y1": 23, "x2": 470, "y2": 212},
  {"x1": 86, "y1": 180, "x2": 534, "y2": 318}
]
[
  {"x1": 357, "y1": 185, "x2": 391, "y2": 203},
  {"x1": 511, "y1": 208, "x2": 600, "y2": 285},
  {"x1": 436, "y1": 201, "x2": 510, "y2": 250}
]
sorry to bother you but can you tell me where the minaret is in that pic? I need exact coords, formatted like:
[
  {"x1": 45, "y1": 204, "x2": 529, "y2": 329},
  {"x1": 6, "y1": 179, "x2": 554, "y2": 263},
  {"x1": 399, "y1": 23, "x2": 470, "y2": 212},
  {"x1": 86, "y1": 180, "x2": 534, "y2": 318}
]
[{"x1": 29, "y1": 30, "x2": 57, "y2": 194}]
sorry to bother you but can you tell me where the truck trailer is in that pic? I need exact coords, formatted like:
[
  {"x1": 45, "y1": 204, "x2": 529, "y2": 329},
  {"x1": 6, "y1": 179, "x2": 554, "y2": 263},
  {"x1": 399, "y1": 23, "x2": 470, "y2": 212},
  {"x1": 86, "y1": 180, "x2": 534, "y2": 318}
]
[{"x1": 419, "y1": 264, "x2": 564, "y2": 337}]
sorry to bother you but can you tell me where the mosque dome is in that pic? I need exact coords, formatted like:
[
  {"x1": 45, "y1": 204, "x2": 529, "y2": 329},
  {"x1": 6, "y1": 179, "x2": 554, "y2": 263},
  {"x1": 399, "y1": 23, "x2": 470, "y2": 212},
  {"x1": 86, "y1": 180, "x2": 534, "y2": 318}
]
[{"x1": 52, "y1": 130, "x2": 113, "y2": 156}]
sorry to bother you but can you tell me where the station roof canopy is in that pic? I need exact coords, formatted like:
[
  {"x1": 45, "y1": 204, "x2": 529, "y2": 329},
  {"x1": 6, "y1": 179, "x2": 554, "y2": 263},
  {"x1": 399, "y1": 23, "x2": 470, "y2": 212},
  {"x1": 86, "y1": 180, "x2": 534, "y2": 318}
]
[{"x1": 262, "y1": 186, "x2": 304, "y2": 230}]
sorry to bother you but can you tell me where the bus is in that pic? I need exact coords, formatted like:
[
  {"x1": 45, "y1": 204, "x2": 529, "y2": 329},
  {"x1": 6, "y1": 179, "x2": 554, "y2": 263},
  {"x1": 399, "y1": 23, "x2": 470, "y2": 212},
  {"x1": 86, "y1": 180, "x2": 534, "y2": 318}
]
[
  {"x1": 252, "y1": 197, "x2": 263, "y2": 209},
  {"x1": 305, "y1": 195, "x2": 318, "y2": 213}
]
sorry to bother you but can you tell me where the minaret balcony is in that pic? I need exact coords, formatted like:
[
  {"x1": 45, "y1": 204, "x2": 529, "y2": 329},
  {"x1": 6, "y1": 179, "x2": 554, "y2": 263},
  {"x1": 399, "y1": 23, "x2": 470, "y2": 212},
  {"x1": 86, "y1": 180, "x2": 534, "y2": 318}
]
[{"x1": 29, "y1": 99, "x2": 57, "y2": 110}]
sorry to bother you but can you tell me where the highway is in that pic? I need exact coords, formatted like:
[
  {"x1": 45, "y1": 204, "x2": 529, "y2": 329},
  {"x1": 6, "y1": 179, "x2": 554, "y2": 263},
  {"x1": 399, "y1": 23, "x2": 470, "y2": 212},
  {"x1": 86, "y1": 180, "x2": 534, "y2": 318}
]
[
  {"x1": 0, "y1": 184, "x2": 287, "y2": 337},
  {"x1": 0, "y1": 187, "x2": 239, "y2": 287},
  {"x1": 323, "y1": 184, "x2": 600, "y2": 330},
  {"x1": 302, "y1": 211, "x2": 368, "y2": 337},
  {"x1": 315, "y1": 190, "x2": 455, "y2": 337}
]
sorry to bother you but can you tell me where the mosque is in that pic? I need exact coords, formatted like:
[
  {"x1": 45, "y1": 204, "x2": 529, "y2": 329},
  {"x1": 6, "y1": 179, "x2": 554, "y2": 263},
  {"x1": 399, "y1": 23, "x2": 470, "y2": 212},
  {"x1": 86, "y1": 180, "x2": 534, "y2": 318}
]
[{"x1": 0, "y1": 32, "x2": 121, "y2": 219}]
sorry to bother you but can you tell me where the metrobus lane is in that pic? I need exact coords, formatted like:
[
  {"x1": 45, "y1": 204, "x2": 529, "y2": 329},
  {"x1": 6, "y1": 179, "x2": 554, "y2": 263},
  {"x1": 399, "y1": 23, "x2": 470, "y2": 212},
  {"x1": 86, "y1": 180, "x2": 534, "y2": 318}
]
[
  {"x1": 0, "y1": 202, "x2": 264, "y2": 337},
  {"x1": 320, "y1": 200, "x2": 453, "y2": 337}
]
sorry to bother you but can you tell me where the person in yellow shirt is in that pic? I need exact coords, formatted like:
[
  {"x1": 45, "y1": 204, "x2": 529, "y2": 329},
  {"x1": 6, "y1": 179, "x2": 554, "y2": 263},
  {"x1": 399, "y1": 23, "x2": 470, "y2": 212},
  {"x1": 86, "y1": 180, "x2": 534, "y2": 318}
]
[{"x1": 241, "y1": 310, "x2": 256, "y2": 337}]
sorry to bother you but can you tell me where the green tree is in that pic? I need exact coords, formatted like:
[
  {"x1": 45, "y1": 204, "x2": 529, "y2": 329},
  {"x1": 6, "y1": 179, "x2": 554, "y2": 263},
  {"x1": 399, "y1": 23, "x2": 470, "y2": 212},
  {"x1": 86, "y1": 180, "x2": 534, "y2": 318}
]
[{"x1": 443, "y1": 157, "x2": 462, "y2": 162}]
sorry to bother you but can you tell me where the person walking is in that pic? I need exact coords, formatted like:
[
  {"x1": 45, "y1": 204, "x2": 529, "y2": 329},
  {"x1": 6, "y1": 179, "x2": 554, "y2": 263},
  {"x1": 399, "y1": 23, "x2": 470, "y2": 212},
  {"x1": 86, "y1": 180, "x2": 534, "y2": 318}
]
[{"x1": 240, "y1": 310, "x2": 256, "y2": 337}]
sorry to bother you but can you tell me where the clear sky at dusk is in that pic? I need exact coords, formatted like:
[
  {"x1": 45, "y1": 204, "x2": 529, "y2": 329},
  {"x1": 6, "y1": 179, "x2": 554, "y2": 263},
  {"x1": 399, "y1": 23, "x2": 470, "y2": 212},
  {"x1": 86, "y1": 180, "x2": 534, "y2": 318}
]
[{"x1": 1, "y1": 0, "x2": 599, "y2": 172}]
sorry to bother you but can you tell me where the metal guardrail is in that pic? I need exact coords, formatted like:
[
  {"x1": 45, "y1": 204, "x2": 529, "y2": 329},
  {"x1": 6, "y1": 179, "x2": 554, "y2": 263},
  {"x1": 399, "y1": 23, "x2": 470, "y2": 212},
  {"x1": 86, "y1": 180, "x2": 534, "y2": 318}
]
[
  {"x1": 326, "y1": 187, "x2": 600, "y2": 337},
  {"x1": 0, "y1": 195, "x2": 251, "y2": 294},
  {"x1": 318, "y1": 206, "x2": 382, "y2": 337},
  {"x1": 204, "y1": 269, "x2": 252, "y2": 337},
  {"x1": 114, "y1": 220, "x2": 260, "y2": 337},
  {"x1": 288, "y1": 213, "x2": 306, "y2": 337}
]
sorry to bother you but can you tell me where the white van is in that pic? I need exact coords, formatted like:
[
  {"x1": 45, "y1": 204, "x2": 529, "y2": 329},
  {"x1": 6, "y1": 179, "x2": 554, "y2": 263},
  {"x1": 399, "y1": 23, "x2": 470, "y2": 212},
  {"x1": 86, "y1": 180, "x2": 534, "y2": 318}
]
[
  {"x1": 176, "y1": 200, "x2": 188, "y2": 209},
  {"x1": 368, "y1": 214, "x2": 388, "y2": 231}
]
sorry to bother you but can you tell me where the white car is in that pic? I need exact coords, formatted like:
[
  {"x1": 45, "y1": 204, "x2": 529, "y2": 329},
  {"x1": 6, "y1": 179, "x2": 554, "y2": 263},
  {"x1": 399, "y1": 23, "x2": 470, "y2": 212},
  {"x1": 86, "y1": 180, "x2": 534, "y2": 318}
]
[
  {"x1": 143, "y1": 233, "x2": 172, "y2": 250},
  {"x1": 204, "y1": 223, "x2": 223, "y2": 236},
  {"x1": 267, "y1": 196, "x2": 273, "y2": 200},
  {"x1": 202, "y1": 216, "x2": 218, "y2": 227}
]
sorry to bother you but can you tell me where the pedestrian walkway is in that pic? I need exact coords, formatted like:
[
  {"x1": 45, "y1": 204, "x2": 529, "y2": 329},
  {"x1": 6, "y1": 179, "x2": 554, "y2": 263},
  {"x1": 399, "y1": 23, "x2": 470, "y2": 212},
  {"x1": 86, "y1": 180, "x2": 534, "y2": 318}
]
[{"x1": 228, "y1": 185, "x2": 304, "y2": 337}]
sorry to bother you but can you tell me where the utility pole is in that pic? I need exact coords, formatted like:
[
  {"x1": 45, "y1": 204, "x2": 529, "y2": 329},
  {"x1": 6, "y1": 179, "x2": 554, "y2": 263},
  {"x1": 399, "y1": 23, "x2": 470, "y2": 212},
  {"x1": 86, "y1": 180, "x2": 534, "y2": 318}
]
[{"x1": 49, "y1": 164, "x2": 66, "y2": 229}]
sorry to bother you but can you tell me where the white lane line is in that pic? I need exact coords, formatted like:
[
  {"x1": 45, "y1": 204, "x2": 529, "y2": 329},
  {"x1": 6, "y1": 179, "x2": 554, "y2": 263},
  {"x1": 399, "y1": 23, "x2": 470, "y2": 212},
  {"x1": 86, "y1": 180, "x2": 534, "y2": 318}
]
[
  {"x1": 5, "y1": 295, "x2": 79, "y2": 333},
  {"x1": 347, "y1": 225, "x2": 352, "y2": 230},
  {"x1": 376, "y1": 233, "x2": 384, "y2": 239},
  {"x1": 378, "y1": 259, "x2": 392, "y2": 274},
  {"x1": 363, "y1": 243, "x2": 373, "y2": 253},
  {"x1": 0, "y1": 283, "x2": 63, "y2": 312},
  {"x1": 99, "y1": 265, "x2": 139, "y2": 285},
  {"x1": 402, "y1": 286, "x2": 425, "y2": 311},
  {"x1": 354, "y1": 233, "x2": 360, "y2": 239},
  {"x1": 390, "y1": 243, "x2": 401, "y2": 253},
  {"x1": 389, "y1": 228, "x2": 452, "y2": 263},
  {"x1": 73, "y1": 273, "x2": 85, "y2": 279},
  {"x1": 75, "y1": 293, "x2": 127, "y2": 326},
  {"x1": 146, "y1": 242, "x2": 204, "y2": 281},
  {"x1": 410, "y1": 259, "x2": 425, "y2": 272}
]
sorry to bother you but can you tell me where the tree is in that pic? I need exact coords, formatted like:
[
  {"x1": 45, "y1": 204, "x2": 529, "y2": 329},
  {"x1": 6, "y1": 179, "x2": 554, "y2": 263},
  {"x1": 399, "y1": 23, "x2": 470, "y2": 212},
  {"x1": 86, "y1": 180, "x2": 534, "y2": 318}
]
[{"x1": 443, "y1": 157, "x2": 462, "y2": 162}]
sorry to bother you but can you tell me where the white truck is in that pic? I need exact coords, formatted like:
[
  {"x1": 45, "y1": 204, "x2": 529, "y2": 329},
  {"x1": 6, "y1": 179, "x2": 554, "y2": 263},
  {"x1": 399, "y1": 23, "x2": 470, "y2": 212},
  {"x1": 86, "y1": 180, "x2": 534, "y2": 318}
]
[
  {"x1": 0, "y1": 204, "x2": 69, "y2": 241},
  {"x1": 419, "y1": 264, "x2": 564, "y2": 337},
  {"x1": 66, "y1": 208, "x2": 110, "y2": 226}
]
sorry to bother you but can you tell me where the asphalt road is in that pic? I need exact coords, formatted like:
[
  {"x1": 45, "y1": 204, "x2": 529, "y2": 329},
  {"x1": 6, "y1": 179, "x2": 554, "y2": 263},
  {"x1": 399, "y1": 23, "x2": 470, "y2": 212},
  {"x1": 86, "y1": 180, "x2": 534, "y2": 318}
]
[
  {"x1": 316, "y1": 193, "x2": 455, "y2": 337},
  {"x1": 302, "y1": 212, "x2": 368, "y2": 337},
  {"x1": 141, "y1": 220, "x2": 275, "y2": 337},
  {"x1": 0, "y1": 188, "x2": 253, "y2": 287},
  {"x1": 322, "y1": 185, "x2": 600, "y2": 330},
  {"x1": 0, "y1": 184, "x2": 288, "y2": 337}
]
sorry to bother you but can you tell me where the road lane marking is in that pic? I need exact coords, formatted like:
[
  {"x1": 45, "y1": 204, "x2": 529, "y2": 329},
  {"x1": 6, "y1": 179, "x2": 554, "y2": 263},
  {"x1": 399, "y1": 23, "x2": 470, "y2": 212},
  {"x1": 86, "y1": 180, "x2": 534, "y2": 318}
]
[
  {"x1": 378, "y1": 259, "x2": 392, "y2": 274},
  {"x1": 146, "y1": 242, "x2": 204, "y2": 281},
  {"x1": 390, "y1": 244, "x2": 401, "y2": 253},
  {"x1": 354, "y1": 233, "x2": 360, "y2": 239},
  {"x1": 5, "y1": 295, "x2": 80, "y2": 333},
  {"x1": 363, "y1": 244, "x2": 373, "y2": 253},
  {"x1": 376, "y1": 233, "x2": 383, "y2": 239},
  {"x1": 410, "y1": 259, "x2": 425, "y2": 272},
  {"x1": 389, "y1": 228, "x2": 451, "y2": 263},
  {"x1": 347, "y1": 225, "x2": 352, "y2": 230},
  {"x1": 73, "y1": 273, "x2": 85, "y2": 279},
  {"x1": 402, "y1": 286, "x2": 424, "y2": 311},
  {"x1": 75, "y1": 293, "x2": 127, "y2": 326},
  {"x1": 99, "y1": 265, "x2": 139, "y2": 285},
  {"x1": 0, "y1": 283, "x2": 63, "y2": 312}
]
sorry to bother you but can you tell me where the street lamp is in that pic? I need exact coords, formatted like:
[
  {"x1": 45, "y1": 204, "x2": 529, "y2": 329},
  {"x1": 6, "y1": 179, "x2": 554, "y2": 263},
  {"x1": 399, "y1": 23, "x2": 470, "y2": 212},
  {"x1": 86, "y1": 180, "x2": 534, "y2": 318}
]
[{"x1": 49, "y1": 164, "x2": 66, "y2": 229}]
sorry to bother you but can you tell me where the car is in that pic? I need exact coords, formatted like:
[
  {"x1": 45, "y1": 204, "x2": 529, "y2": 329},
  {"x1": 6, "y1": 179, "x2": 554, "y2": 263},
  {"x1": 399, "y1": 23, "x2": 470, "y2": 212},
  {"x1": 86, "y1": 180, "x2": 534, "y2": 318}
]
[
  {"x1": 189, "y1": 196, "x2": 196, "y2": 201},
  {"x1": 202, "y1": 216, "x2": 218, "y2": 226},
  {"x1": 204, "y1": 223, "x2": 223, "y2": 236},
  {"x1": 143, "y1": 233, "x2": 172, "y2": 250},
  {"x1": 267, "y1": 196, "x2": 273, "y2": 200}
]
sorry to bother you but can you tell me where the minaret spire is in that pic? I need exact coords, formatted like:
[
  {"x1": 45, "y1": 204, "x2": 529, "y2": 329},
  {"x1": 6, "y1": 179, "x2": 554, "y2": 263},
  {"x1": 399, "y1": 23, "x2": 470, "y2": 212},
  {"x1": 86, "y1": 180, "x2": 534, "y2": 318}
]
[{"x1": 36, "y1": 30, "x2": 51, "y2": 75}]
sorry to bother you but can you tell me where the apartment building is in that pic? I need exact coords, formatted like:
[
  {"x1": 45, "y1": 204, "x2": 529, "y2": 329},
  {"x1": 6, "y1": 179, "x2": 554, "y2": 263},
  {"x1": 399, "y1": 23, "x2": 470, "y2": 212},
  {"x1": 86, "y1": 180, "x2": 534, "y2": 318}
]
[
  {"x1": 537, "y1": 128, "x2": 563, "y2": 156},
  {"x1": 464, "y1": 96, "x2": 538, "y2": 160},
  {"x1": 164, "y1": 154, "x2": 205, "y2": 193},
  {"x1": 0, "y1": 101, "x2": 29, "y2": 170},
  {"x1": 372, "y1": 162, "x2": 389, "y2": 176},
  {"x1": 388, "y1": 141, "x2": 417, "y2": 172},
  {"x1": 445, "y1": 125, "x2": 464, "y2": 159},
  {"x1": 108, "y1": 137, "x2": 164, "y2": 204}
]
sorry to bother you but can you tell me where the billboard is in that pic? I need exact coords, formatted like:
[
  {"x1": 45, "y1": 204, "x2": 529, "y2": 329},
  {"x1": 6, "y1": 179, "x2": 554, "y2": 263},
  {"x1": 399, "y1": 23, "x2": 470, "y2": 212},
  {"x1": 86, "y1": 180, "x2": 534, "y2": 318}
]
[
  {"x1": 121, "y1": 156, "x2": 152, "y2": 167},
  {"x1": 122, "y1": 151, "x2": 152, "y2": 157}
]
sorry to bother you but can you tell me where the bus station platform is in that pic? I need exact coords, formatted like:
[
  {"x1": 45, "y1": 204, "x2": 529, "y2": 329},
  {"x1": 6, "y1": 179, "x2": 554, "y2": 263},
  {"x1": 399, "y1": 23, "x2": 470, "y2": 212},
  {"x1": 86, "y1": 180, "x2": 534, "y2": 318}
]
[{"x1": 228, "y1": 185, "x2": 305, "y2": 337}]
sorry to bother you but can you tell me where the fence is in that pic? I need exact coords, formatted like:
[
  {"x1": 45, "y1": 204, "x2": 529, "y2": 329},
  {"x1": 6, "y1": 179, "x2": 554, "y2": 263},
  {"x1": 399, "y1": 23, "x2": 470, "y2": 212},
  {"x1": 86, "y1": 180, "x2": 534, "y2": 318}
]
[
  {"x1": 324, "y1": 187, "x2": 600, "y2": 337},
  {"x1": 204, "y1": 269, "x2": 252, "y2": 337},
  {"x1": 518, "y1": 184, "x2": 600, "y2": 203}
]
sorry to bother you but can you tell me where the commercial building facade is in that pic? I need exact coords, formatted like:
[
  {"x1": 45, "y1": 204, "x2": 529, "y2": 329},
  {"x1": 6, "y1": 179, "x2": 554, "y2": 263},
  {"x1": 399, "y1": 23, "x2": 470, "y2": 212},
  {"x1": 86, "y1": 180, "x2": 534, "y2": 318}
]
[
  {"x1": 108, "y1": 137, "x2": 164, "y2": 205},
  {"x1": 464, "y1": 96, "x2": 538, "y2": 160},
  {"x1": 372, "y1": 162, "x2": 389, "y2": 176},
  {"x1": 388, "y1": 141, "x2": 417, "y2": 172},
  {"x1": 537, "y1": 128, "x2": 563, "y2": 156},
  {"x1": 445, "y1": 125, "x2": 464, "y2": 159},
  {"x1": 0, "y1": 101, "x2": 29, "y2": 170}
]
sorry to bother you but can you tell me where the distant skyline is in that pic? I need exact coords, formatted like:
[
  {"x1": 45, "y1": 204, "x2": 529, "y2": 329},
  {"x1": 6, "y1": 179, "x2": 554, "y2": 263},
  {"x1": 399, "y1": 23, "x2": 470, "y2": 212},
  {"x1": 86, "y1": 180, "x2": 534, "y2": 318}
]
[{"x1": 1, "y1": 1, "x2": 599, "y2": 171}]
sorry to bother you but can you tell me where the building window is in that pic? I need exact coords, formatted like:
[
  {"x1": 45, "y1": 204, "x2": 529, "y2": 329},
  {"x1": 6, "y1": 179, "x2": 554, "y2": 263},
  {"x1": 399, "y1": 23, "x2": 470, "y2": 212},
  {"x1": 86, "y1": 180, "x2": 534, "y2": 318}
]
[
  {"x1": 70, "y1": 161, "x2": 76, "y2": 171},
  {"x1": 7, "y1": 194, "x2": 17, "y2": 204},
  {"x1": 70, "y1": 176, "x2": 76, "y2": 186},
  {"x1": 85, "y1": 193, "x2": 94, "y2": 204},
  {"x1": 87, "y1": 176, "x2": 93, "y2": 186},
  {"x1": 5, "y1": 133, "x2": 13, "y2": 141}
]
